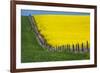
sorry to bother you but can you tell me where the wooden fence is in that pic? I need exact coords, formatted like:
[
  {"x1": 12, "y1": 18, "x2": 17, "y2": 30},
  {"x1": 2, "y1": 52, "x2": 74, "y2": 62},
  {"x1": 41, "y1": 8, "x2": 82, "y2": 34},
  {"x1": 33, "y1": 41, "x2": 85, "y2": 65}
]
[{"x1": 45, "y1": 41, "x2": 90, "y2": 53}]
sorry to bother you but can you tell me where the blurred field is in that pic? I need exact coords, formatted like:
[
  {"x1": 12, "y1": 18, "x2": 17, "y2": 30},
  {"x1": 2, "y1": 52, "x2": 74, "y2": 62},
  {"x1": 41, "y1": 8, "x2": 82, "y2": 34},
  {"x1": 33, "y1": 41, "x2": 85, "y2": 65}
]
[
  {"x1": 33, "y1": 15, "x2": 90, "y2": 48},
  {"x1": 21, "y1": 16, "x2": 90, "y2": 63}
]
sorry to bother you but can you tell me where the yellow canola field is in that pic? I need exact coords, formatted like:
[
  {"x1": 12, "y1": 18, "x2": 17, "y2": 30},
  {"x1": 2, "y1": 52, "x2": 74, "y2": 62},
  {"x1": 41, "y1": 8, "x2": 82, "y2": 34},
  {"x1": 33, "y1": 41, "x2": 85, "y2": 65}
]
[{"x1": 33, "y1": 15, "x2": 90, "y2": 47}]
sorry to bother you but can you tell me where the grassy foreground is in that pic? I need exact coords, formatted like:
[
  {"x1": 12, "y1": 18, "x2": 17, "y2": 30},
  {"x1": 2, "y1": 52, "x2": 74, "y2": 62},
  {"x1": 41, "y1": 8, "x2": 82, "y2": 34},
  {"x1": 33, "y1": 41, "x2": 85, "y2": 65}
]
[{"x1": 21, "y1": 16, "x2": 90, "y2": 63}]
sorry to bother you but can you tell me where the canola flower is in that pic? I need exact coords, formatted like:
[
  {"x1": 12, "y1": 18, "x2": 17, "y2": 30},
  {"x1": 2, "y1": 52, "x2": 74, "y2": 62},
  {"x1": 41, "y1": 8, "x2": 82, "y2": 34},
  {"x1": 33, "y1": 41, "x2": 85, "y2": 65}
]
[{"x1": 33, "y1": 15, "x2": 90, "y2": 48}]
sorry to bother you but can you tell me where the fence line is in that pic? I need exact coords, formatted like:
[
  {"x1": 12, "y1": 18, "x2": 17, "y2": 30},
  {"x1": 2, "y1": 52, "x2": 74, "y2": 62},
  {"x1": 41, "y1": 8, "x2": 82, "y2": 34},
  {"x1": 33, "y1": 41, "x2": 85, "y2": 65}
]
[{"x1": 46, "y1": 41, "x2": 90, "y2": 53}]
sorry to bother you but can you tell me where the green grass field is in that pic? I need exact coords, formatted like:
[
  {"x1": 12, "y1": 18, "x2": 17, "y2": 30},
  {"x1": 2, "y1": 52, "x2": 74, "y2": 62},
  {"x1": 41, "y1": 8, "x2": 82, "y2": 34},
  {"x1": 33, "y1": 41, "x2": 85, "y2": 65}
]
[{"x1": 21, "y1": 16, "x2": 90, "y2": 63}]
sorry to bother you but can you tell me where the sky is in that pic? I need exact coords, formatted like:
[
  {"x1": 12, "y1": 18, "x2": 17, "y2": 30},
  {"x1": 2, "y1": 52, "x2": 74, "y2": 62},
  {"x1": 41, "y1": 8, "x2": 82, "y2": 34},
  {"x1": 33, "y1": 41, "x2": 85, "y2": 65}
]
[{"x1": 21, "y1": 9, "x2": 90, "y2": 16}]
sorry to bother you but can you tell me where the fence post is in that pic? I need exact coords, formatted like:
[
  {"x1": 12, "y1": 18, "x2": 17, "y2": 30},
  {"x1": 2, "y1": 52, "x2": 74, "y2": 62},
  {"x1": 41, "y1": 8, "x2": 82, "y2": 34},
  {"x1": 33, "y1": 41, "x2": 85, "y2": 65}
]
[
  {"x1": 77, "y1": 43, "x2": 80, "y2": 53},
  {"x1": 75, "y1": 44, "x2": 78, "y2": 53},
  {"x1": 66, "y1": 44, "x2": 69, "y2": 52},
  {"x1": 81, "y1": 42, "x2": 84, "y2": 53},
  {"x1": 72, "y1": 44, "x2": 75, "y2": 52},
  {"x1": 64, "y1": 45, "x2": 66, "y2": 51},
  {"x1": 69, "y1": 44, "x2": 71, "y2": 52},
  {"x1": 86, "y1": 41, "x2": 89, "y2": 52}
]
